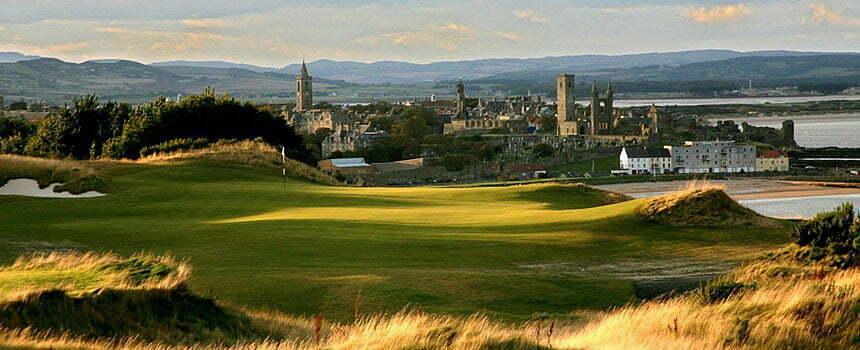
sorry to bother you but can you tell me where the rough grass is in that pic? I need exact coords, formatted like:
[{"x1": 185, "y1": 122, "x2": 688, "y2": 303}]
[
  {"x1": 2, "y1": 250, "x2": 859, "y2": 350},
  {"x1": 135, "y1": 140, "x2": 342, "y2": 186},
  {"x1": 638, "y1": 180, "x2": 778, "y2": 227},
  {"x1": 0, "y1": 252, "x2": 271, "y2": 345}
]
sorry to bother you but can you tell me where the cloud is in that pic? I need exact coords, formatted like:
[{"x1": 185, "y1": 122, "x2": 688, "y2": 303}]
[
  {"x1": 808, "y1": 4, "x2": 860, "y2": 26},
  {"x1": 39, "y1": 42, "x2": 93, "y2": 53},
  {"x1": 94, "y1": 26, "x2": 234, "y2": 53},
  {"x1": 181, "y1": 18, "x2": 239, "y2": 28},
  {"x1": 351, "y1": 23, "x2": 474, "y2": 52},
  {"x1": 513, "y1": 10, "x2": 548, "y2": 23},
  {"x1": 681, "y1": 4, "x2": 752, "y2": 24},
  {"x1": 496, "y1": 32, "x2": 523, "y2": 42}
]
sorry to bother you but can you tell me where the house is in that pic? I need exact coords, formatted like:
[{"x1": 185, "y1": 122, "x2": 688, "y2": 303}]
[
  {"x1": 756, "y1": 150, "x2": 790, "y2": 172},
  {"x1": 665, "y1": 141, "x2": 756, "y2": 174},
  {"x1": 321, "y1": 123, "x2": 388, "y2": 158},
  {"x1": 619, "y1": 146, "x2": 672, "y2": 175},
  {"x1": 317, "y1": 158, "x2": 375, "y2": 176}
]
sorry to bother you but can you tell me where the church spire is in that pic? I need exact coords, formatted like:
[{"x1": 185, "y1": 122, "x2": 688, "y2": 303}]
[
  {"x1": 295, "y1": 57, "x2": 313, "y2": 112},
  {"x1": 299, "y1": 57, "x2": 310, "y2": 79}
]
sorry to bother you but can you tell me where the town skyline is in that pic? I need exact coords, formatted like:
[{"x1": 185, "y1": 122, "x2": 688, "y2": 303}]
[{"x1": 1, "y1": 0, "x2": 859, "y2": 66}]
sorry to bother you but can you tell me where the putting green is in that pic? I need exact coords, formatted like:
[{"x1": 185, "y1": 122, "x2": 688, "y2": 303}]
[{"x1": 0, "y1": 158, "x2": 788, "y2": 321}]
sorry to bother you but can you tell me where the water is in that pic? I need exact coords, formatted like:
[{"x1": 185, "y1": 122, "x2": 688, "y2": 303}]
[
  {"x1": 739, "y1": 194, "x2": 860, "y2": 219},
  {"x1": 713, "y1": 115, "x2": 860, "y2": 148},
  {"x1": 612, "y1": 95, "x2": 860, "y2": 107}
]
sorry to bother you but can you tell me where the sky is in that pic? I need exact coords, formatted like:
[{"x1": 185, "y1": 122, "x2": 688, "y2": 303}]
[{"x1": 0, "y1": 0, "x2": 858, "y2": 67}]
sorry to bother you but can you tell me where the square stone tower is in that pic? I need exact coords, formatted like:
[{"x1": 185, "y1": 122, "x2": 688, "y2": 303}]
[{"x1": 556, "y1": 74, "x2": 579, "y2": 136}]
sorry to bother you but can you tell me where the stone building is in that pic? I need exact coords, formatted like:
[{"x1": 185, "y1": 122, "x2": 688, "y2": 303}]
[
  {"x1": 556, "y1": 74, "x2": 586, "y2": 136},
  {"x1": 756, "y1": 150, "x2": 790, "y2": 172},
  {"x1": 295, "y1": 60, "x2": 312, "y2": 112},
  {"x1": 590, "y1": 81, "x2": 615, "y2": 135},
  {"x1": 286, "y1": 109, "x2": 351, "y2": 135},
  {"x1": 321, "y1": 123, "x2": 388, "y2": 158}
]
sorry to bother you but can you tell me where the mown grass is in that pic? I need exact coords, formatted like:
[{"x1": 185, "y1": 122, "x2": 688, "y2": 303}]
[{"x1": 0, "y1": 148, "x2": 788, "y2": 323}]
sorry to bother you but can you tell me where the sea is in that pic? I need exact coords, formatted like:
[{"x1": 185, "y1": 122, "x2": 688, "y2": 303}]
[
  {"x1": 739, "y1": 194, "x2": 860, "y2": 219},
  {"x1": 702, "y1": 114, "x2": 860, "y2": 148}
]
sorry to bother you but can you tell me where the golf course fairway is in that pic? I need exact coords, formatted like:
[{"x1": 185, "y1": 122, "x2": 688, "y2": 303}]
[{"x1": 0, "y1": 156, "x2": 789, "y2": 321}]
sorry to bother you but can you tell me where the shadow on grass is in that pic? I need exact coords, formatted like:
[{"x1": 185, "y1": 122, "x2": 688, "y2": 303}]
[{"x1": 0, "y1": 285, "x2": 271, "y2": 345}]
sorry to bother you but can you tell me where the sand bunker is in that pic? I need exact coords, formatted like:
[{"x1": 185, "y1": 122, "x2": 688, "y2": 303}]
[{"x1": 0, "y1": 179, "x2": 105, "y2": 198}]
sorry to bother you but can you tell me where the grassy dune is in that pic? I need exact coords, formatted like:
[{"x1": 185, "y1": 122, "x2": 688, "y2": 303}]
[
  {"x1": 1, "y1": 248, "x2": 858, "y2": 349},
  {"x1": 0, "y1": 147, "x2": 789, "y2": 323}
]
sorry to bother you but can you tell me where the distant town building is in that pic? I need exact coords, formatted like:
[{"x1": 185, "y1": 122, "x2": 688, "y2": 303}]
[
  {"x1": 666, "y1": 141, "x2": 756, "y2": 174},
  {"x1": 756, "y1": 150, "x2": 790, "y2": 172},
  {"x1": 317, "y1": 157, "x2": 375, "y2": 176},
  {"x1": 556, "y1": 74, "x2": 585, "y2": 136},
  {"x1": 295, "y1": 59, "x2": 313, "y2": 112},
  {"x1": 321, "y1": 123, "x2": 388, "y2": 158},
  {"x1": 619, "y1": 146, "x2": 672, "y2": 175}
]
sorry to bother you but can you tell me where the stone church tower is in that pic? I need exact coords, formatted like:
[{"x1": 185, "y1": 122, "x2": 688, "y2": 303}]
[
  {"x1": 295, "y1": 59, "x2": 313, "y2": 112},
  {"x1": 556, "y1": 74, "x2": 580, "y2": 136},
  {"x1": 648, "y1": 104, "x2": 659, "y2": 135},
  {"x1": 454, "y1": 80, "x2": 466, "y2": 119}
]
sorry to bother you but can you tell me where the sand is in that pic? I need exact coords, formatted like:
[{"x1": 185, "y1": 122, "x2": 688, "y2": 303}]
[
  {"x1": 0, "y1": 179, "x2": 106, "y2": 198},
  {"x1": 594, "y1": 179, "x2": 860, "y2": 200}
]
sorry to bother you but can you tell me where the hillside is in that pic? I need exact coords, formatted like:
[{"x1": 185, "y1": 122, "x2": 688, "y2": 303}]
[
  {"x1": 479, "y1": 54, "x2": 860, "y2": 85},
  {"x1": 0, "y1": 150, "x2": 788, "y2": 323},
  {"x1": 0, "y1": 58, "x2": 348, "y2": 103},
  {"x1": 278, "y1": 50, "x2": 834, "y2": 84}
]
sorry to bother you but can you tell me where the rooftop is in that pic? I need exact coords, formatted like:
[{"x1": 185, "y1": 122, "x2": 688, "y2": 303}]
[
  {"x1": 625, "y1": 147, "x2": 670, "y2": 158},
  {"x1": 329, "y1": 157, "x2": 371, "y2": 168}
]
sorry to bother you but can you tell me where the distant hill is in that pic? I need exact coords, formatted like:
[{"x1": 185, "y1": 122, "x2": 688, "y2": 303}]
[
  {"x1": 0, "y1": 58, "x2": 349, "y2": 102},
  {"x1": 0, "y1": 52, "x2": 42, "y2": 63},
  {"x1": 151, "y1": 60, "x2": 278, "y2": 73},
  {"x1": 476, "y1": 54, "x2": 860, "y2": 85},
  {"x1": 2, "y1": 51, "x2": 859, "y2": 103},
  {"x1": 278, "y1": 50, "x2": 841, "y2": 84}
]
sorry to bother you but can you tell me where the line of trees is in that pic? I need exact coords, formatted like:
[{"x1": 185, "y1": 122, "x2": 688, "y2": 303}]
[{"x1": 0, "y1": 89, "x2": 307, "y2": 161}]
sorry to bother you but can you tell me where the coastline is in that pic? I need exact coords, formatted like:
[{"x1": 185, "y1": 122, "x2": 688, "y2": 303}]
[
  {"x1": 594, "y1": 178, "x2": 860, "y2": 200},
  {"x1": 707, "y1": 112, "x2": 860, "y2": 123}
]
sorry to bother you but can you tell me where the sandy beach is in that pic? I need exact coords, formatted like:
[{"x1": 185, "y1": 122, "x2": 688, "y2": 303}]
[{"x1": 594, "y1": 178, "x2": 860, "y2": 200}]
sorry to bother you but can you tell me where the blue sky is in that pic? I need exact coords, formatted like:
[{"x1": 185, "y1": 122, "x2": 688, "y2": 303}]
[{"x1": 0, "y1": 0, "x2": 858, "y2": 66}]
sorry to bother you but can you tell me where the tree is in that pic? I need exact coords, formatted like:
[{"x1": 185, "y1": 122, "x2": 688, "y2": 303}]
[
  {"x1": 9, "y1": 101, "x2": 27, "y2": 111},
  {"x1": 441, "y1": 154, "x2": 469, "y2": 171},
  {"x1": 539, "y1": 115, "x2": 557, "y2": 134},
  {"x1": 313, "y1": 101, "x2": 336, "y2": 110},
  {"x1": 532, "y1": 143, "x2": 554, "y2": 158}
]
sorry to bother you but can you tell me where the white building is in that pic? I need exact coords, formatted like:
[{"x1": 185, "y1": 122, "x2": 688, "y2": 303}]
[
  {"x1": 666, "y1": 141, "x2": 756, "y2": 174},
  {"x1": 619, "y1": 147, "x2": 672, "y2": 175}
]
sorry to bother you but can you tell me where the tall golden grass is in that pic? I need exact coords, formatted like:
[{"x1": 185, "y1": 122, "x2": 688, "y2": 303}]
[
  {"x1": 2, "y1": 254, "x2": 858, "y2": 349},
  {"x1": 135, "y1": 141, "x2": 342, "y2": 186},
  {"x1": 638, "y1": 180, "x2": 776, "y2": 227}
]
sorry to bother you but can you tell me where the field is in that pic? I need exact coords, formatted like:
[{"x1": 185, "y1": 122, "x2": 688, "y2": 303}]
[{"x1": 0, "y1": 152, "x2": 790, "y2": 323}]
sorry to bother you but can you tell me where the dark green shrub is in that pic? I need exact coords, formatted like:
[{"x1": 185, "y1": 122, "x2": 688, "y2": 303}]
[
  {"x1": 793, "y1": 203, "x2": 857, "y2": 248},
  {"x1": 791, "y1": 203, "x2": 860, "y2": 268}
]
